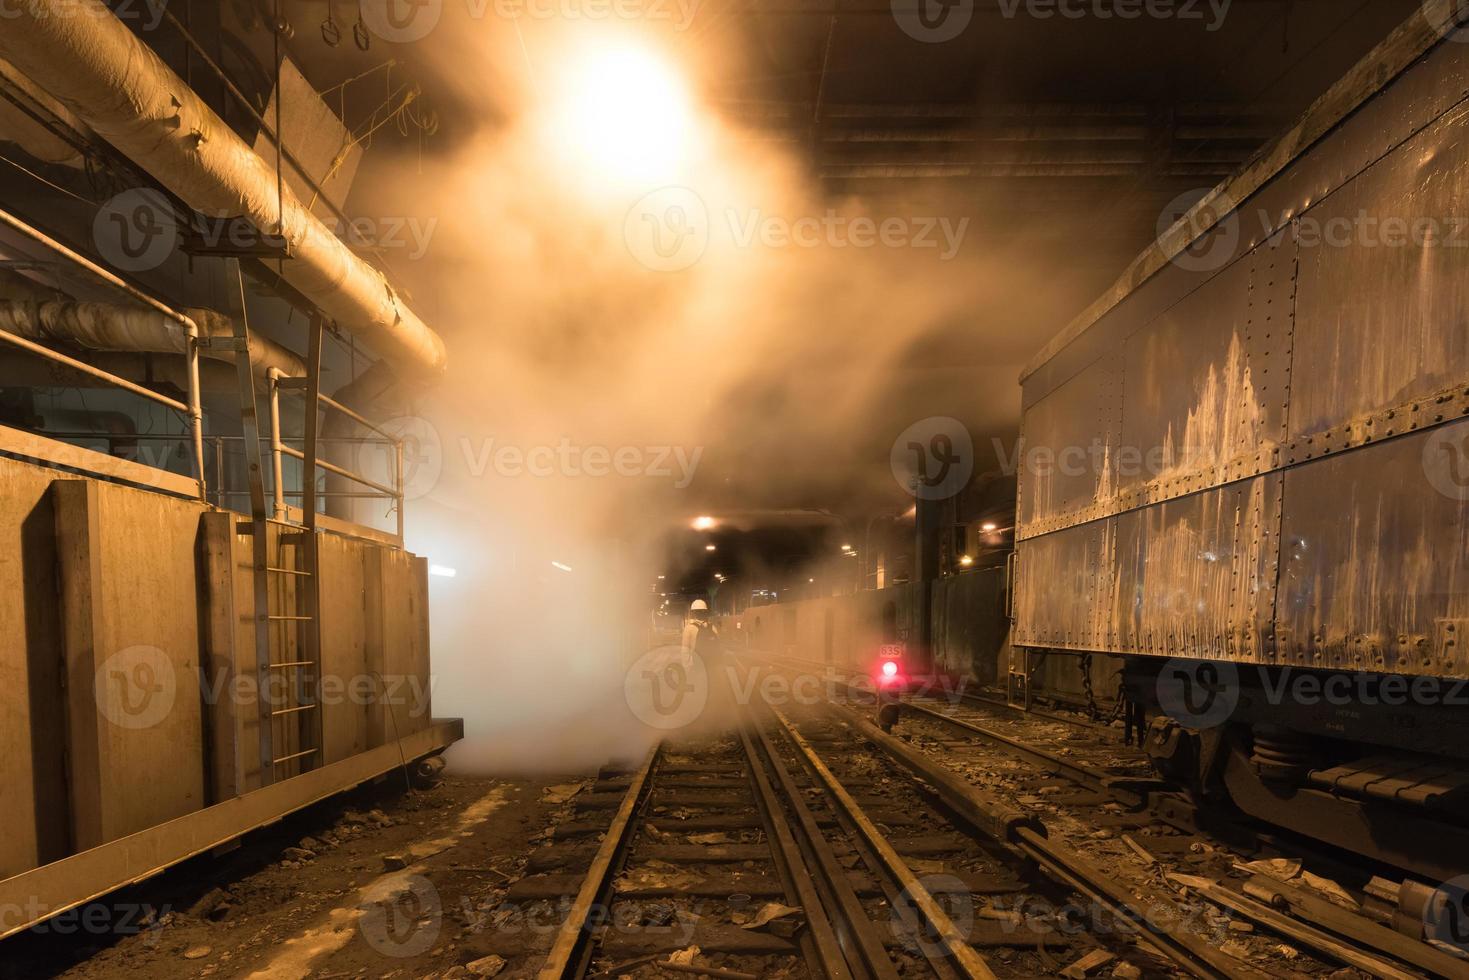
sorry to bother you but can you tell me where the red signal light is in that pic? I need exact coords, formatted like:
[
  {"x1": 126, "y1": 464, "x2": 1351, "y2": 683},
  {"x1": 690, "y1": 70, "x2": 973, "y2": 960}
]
[{"x1": 881, "y1": 660, "x2": 899, "y2": 678}]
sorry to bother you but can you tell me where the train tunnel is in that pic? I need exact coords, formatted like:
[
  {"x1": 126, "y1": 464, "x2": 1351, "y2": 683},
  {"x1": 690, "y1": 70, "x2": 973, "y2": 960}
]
[{"x1": 1, "y1": 1, "x2": 1468, "y2": 977}]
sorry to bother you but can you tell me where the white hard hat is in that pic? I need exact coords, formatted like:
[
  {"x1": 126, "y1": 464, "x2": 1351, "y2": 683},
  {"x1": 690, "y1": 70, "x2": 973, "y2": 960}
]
[{"x1": 690, "y1": 599, "x2": 709, "y2": 612}]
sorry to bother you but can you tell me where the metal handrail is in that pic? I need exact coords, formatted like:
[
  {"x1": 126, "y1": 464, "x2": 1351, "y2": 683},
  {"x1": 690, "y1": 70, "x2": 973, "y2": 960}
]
[
  {"x1": 0, "y1": 204, "x2": 205, "y2": 498},
  {"x1": 267, "y1": 370, "x2": 404, "y2": 542},
  {"x1": 0, "y1": 208, "x2": 406, "y2": 540}
]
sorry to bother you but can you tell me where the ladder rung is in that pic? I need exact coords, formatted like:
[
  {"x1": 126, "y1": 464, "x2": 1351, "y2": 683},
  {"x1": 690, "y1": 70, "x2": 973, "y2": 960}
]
[
  {"x1": 268, "y1": 615, "x2": 314, "y2": 622},
  {"x1": 273, "y1": 748, "x2": 319, "y2": 765},
  {"x1": 268, "y1": 660, "x2": 314, "y2": 669},
  {"x1": 271, "y1": 703, "x2": 318, "y2": 717},
  {"x1": 266, "y1": 566, "x2": 313, "y2": 576}
]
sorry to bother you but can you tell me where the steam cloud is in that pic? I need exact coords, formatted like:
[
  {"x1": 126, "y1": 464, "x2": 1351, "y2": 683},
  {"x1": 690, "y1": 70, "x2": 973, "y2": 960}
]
[{"x1": 348, "y1": 15, "x2": 1060, "y2": 774}]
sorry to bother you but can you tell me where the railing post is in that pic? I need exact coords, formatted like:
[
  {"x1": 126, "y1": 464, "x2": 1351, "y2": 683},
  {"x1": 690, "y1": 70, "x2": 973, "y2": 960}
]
[
  {"x1": 302, "y1": 317, "x2": 323, "y2": 531},
  {"x1": 185, "y1": 319, "x2": 206, "y2": 501},
  {"x1": 213, "y1": 436, "x2": 226, "y2": 507},
  {"x1": 394, "y1": 439, "x2": 405, "y2": 545},
  {"x1": 267, "y1": 368, "x2": 286, "y2": 520}
]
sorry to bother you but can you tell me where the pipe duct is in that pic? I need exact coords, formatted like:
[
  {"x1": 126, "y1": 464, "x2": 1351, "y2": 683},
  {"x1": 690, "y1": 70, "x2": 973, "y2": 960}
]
[
  {"x1": 0, "y1": 56, "x2": 83, "y2": 166},
  {"x1": 0, "y1": 299, "x2": 305, "y2": 380},
  {"x1": 0, "y1": 1, "x2": 448, "y2": 380}
]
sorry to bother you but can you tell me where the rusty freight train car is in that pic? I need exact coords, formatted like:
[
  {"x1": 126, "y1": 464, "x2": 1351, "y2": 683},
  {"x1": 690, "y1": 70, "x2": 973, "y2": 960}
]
[{"x1": 1012, "y1": 6, "x2": 1469, "y2": 879}]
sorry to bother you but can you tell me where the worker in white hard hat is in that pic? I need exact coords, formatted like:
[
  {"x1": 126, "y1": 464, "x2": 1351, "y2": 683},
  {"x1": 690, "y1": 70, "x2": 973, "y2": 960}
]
[{"x1": 682, "y1": 598, "x2": 713, "y2": 656}]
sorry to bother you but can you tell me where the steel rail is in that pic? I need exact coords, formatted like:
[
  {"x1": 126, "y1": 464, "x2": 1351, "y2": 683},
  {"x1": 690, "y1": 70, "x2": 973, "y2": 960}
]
[
  {"x1": 823, "y1": 700, "x2": 1244, "y2": 980},
  {"x1": 734, "y1": 720, "x2": 856, "y2": 980},
  {"x1": 747, "y1": 652, "x2": 1145, "y2": 802},
  {"x1": 769, "y1": 705, "x2": 1000, "y2": 980},
  {"x1": 897, "y1": 698, "x2": 1118, "y2": 796},
  {"x1": 743, "y1": 713, "x2": 898, "y2": 980},
  {"x1": 537, "y1": 745, "x2": 659, "y2": 980},
  {"x1": 956, "y1": 689, "x2": 1120, "y2": 735}
]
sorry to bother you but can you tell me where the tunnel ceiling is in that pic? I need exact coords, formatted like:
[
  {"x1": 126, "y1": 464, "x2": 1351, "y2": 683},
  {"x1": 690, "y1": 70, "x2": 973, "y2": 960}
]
[{"x1": 101, "y1": 1, "x2": 1432, "y2": 533}]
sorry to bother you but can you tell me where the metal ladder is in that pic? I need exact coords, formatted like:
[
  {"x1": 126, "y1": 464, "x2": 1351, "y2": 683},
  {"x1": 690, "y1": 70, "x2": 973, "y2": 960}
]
[{"x1": 215, "y1": 259, "x2": 325, "y2": 786}]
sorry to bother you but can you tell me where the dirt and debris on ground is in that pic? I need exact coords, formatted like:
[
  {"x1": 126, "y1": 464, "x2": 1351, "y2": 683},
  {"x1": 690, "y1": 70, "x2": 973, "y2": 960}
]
[{"x1": 1, "y1": 774, "x2": 588, "y2": 980}]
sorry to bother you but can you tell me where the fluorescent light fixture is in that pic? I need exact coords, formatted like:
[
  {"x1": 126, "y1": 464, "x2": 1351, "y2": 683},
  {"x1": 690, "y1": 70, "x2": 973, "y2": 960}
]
[
  {"x1": 551, "y1": 561, "x2": 573, "y2": 572},
  {"x1": 705, "y1": 544, "x2": 717, "y2": 552},
  {"x1": 429, "y1": 565, "x2": 457, "y2": 578},
  {"x1": 981, "y1": 522, "x2": 998, "y2": 532},
  {"x1": 692, "y1": 515, "x2": 717, "y2": 530}
]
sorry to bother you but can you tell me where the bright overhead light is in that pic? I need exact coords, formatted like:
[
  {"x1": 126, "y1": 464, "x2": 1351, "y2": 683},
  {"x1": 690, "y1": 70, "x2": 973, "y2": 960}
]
[
  {"x1": 981, "y1": 522, "x2": 998, "y2": 533},
  {"x1": 705, "y1": 544, "x2": 717, "y2": 552},
  {"x1": 692, "y1": 515, "x2": 717, "y2": 531},
  {"x1": 959, "y1": 555, "x2": 975, "y2": 567},
  {"x1": 657, "y1": 574, "x2": 666, "y2": 580},
  {"x1": 429, "y1": 565, "x2": 457, "y2": 578},
  {"x1": 551, "y1": 561, "x2": 573, "y2": 572},
  {"x1": 542, "y1": 39, "x2": 697, "y2": 185},
  {"x1": 840, "y1": 543, "x2": 852, "y2": 551},
  {"x1": 808, "y1": 577, "x2": 815, "y2": 583}
]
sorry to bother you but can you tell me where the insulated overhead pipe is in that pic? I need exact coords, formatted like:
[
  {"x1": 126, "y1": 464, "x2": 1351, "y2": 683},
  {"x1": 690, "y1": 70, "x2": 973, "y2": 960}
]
[
  {"x1": 0, "y1": 0, "x2": 448, "y2": 380},
  {"x1": 0, "y1": 299, "x2": 306, "y2": 380}
]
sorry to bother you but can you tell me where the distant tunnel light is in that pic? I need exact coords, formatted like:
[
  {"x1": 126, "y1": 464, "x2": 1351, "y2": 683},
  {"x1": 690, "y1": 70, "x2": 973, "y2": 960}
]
[
  {"x1": 705, "y1": 544, "x2": 717, "y2": 552},
  {"x1": 429, "y1": 565, "x2": 458, "y2": 578},
  {"x1": 692, "y1": 515, "x2": 717, "y2": 531},
  {"x1": 551, "y1": 561, "x2": 573, "y2": 572}
]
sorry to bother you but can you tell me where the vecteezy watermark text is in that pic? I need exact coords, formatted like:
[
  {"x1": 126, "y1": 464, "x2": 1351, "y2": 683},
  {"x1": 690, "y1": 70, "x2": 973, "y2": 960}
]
[
  {"x1": 892, "y1": 0, "x2": 1230, "y2": 43},
  {"x1": 0, "y1": 0, "x2": 169, "y2": 30},
  {"x1": 463, "y1": 438, "x2": 703, "y2": 489},
  {"x1": 92, "y1": 188, "x2": 438, "y2": 274},
  {"x1": 624, "y1": 655, "x2": 969, "y2": 730}
]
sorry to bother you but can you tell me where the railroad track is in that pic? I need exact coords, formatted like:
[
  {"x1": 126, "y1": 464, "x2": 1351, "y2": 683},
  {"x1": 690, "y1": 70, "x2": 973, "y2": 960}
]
[
  {"x1": 505, "y1": 668, "x2": 1244, "y2": 978},
  {"x1": 522, "y1": 698, "x2": 1006, "y2": 980},
  {"x1": 744, "y1": 654, "x2": 1469, "y2": 980}
]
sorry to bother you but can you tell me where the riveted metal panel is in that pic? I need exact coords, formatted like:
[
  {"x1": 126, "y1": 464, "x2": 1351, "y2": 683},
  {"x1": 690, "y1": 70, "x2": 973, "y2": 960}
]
[
  {"x1": 1108, "y1": 475, "x2": 1281, "y2": 663},
  {"x1": 1023, "y1": 30, "x2": 1469, "y2": 407},
  {"x1": 1277, "y1": 421, "x2": 1469, "y2": 679},
  {"x1": 1017, "y1": 28, "x2": 1469, "y2": 669},
  {"x1": 1116, "y1": 237, "x2": 1296, "y2": 498},
  {"x1": 1289, "y1": 103, "x2": 1469, "y2": 441},
  {"x1": 1017, "y1": 352, "x2": 1122, "y2": 534},
  {"x1": 1012, "y1": 519, "x2": 1112, "y2": 650}
]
